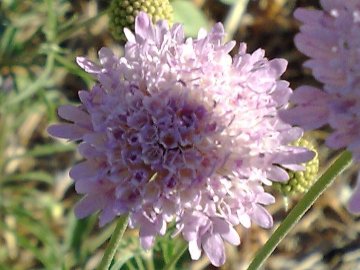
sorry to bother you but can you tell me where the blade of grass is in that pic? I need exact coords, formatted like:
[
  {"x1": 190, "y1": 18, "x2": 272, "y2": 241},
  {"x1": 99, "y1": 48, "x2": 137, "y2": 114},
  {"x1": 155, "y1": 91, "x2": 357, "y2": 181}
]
[
  {"x1": 163, "y1": 240, "x2": 188, "y2": 270},
  {"x1": 2, "y1": 171, "x2": 54, "y2": 184},
  {"x1": 6, "y1": 143, "x2": 75, "y2": 160},
  {"x1": 54, "y1": 53, "x2": 94, "y2": 87},
  {"x1": 5, "y1": 49, "x2": 55, "y2": 106},
  {"x1": 6, "y1": 0, "x2": 57, "y2": 106},
  {"x1": 0, "y1": 219, "x2": 56, "y2": 269},
  {"x1": 0, "y1": 25, "x2": 16, "y2": 58}
]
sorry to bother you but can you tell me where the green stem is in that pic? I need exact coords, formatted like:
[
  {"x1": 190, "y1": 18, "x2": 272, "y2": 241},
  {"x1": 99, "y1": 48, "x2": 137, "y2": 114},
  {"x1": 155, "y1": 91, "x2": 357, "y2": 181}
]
[
  {"x1": 143, "y1": 251, "x2": 155, "y2": 270},
  {"x1": 6, "y1": 0, "x2": 57, "y2": 107},
  {"x1": 98, "y1": 215, "x2": 129, "y2": 270},
  {"x1": 163, "y1": 241, "x2": 188, "y2": 270},
  {"x1": 247, "y1": 150, "x2": 352, "y2": 270},
  {"x1": 6, "y1": 51, "x2": 55, "y2": 106},
  {"x1": 224, "y1": 0, "x2": 250, "y2": 42}
]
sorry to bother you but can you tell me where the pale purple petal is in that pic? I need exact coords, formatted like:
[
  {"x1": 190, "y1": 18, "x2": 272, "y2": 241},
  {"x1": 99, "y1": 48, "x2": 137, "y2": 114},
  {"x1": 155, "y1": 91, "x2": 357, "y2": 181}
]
[
  {"x1": 202, "y1": 234, "x2": 225, "y2": 267},
  {"x1": 273, "y1": 147, "x2": 315, "y2": 165},
  {"x1": 74, "y1": 179, "x2": 100, "y2": 194},
  {"x1": 135, "y1": 12, "x2": 154, "y2": 42},
  {"x1": 74, "y1": 195, "x2": 104, "y2": 218},
  {"x1": 294, "y1": 8, "x2": 323, "y2": 24},
  {"x1": 47, "y1": 123, "x2": 88, "y2": 140},
  {"x1": 69, "y1": 160, "x2": 99, "y2": 181},
  {"x1": 188, "y1": 239, "x2": 202, "y2": 260},
  {"x1": 76, "y1": 57, "x2": 102, "y2": 74},
  {"x1": 124, "y1": 27, "x2": 135, "y2": 42},
  {"x1": 99, "y1": 203, "x2": 117, "y2": 227},
  {"x1": 98, "y1": 47, "x2": 117, "y2": 67},
  {"x1": 268, "y1": 59, "x2": 287, "y2": 78},
  {"x1": 266, "y1": 166, "x2": 289, "y2": 182},
  {"x1": 58, "y1": 105, "x2": 91, "y2": 126},
  {"x1": 256, "y1": 193, "x2": 275, "y2": 205},
  {"x1": 251, "y1": 205, "x2": 273, "y2": 229},
  {"x1": 326, "y1": 131, "x2": 358, "y2": 149},
  {"x1": 238, "y1": 213, "x2": 251, "y2": 228},
  {"x1": 77, "y1": 143, "x2": 102, "y2": 158},
  {"x1": 220, "y1": 225, "x2": 240, "y2": 246},
  {"x1": 139, "y1": 225, "x2": 156, "y2": 250},
  {"x1": 140, "y1": 235, "x2": 155, "y2": 250}
]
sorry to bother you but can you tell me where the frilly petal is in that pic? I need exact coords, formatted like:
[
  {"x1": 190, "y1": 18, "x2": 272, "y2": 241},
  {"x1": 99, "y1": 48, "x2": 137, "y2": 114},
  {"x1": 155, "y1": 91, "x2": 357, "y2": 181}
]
[
  {"x1": 76, "y1": 57, "x2": 102, "y2": 74},
  {"x1": 74, "y1": 195, "x2": 104, "y2": 219},
  {"x1": 47, "y1": 123, "x2": 88, "y2": 140},
  {"x1": 203, "y1": 234, "x2": 226, "y2": 267},
  {"x1": 188, "y1": 239, "x2": 202, "y2": 260}
]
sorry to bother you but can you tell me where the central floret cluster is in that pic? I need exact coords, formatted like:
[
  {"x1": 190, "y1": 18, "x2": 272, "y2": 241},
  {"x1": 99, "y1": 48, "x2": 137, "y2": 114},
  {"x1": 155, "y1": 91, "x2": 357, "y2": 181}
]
[{"x1": 48, "y1": 12, "x2": 313, "y2": 266}]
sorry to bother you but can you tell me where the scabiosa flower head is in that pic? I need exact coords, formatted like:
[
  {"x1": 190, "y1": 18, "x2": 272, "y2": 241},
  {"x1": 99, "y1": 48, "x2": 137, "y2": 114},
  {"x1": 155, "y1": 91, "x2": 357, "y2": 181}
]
[
  {"x1": 48, "y1": 12, "x2": 314, "y2": 266},
  {"x1": 279, "y1": 0, "x2": 360, "y2": 214},
  {"x1": 109, "y1": 0, "x2": 173, "y2": 41},
  {"x1": 294, "y1": 0, "x2": 360, "y2": 93}
]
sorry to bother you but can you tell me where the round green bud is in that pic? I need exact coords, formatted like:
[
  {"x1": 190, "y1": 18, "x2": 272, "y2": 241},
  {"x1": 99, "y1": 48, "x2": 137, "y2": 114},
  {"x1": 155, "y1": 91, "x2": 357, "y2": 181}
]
[
  {"x1": 273, "y1": 137, "x2": 319, "y2": 197},
  {"x1": 109, "y1": 0, "x2": 173, "y2": 41}
]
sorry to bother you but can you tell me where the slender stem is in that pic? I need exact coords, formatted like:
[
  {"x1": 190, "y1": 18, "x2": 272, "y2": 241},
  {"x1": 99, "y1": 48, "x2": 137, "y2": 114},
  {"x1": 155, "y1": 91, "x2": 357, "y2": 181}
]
[
  {"x1": 98, "y1": 215, "x2": 129, "y2": 270},
  {"x1": 163, "y1": 241, "x2": 188, "y2": 270},
  {"x1": 247, "y1": 150, "x2": 352, "y2": 270},
  {"x1": 224, "y1": 0, "x2": 250, "y2": 42},
  {"x1": 6, "y1": 51, "x2": 55, "y2": 106},
  {"x1": 134, "y1": 256, "x2": 146, "y2": 270},
  {"x1": 55, "y1": 10, "x2": 108, "y2": 43},
  {"x1": 143, "y1": 251, "x2": 155, "y2": 270},
  {"x1": 6, "y1": 0, "x2": 57, "y2": 107}
]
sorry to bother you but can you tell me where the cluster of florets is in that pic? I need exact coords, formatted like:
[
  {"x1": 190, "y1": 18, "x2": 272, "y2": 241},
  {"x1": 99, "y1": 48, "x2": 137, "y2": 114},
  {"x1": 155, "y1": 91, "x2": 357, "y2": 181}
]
[
  {"x1": 279, "y1": 0, "x2": 360, "y2": 214},
  {"x1": 109, "y1": 0, "x2": 173, "y2": 41},
  {"x1": 48, "y1": 12, "x2": 313, "y2": 266}
]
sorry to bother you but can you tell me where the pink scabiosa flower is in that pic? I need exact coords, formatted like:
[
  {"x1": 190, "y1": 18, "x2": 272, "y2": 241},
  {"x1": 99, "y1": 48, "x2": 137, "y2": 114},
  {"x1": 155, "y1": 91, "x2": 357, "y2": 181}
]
[
  {"x1": 48, "y1": 12, "x2": 313, "y2": 266},
  {"x1": 279, "y1": 0, "x2": 360, "y2": 214}
]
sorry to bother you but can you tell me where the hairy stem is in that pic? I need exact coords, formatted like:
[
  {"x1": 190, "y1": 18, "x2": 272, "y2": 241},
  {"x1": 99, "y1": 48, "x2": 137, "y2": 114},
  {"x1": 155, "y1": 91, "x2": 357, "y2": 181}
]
[{"x1": 98, "y1": 215, "x2": 129, "y2": 270}]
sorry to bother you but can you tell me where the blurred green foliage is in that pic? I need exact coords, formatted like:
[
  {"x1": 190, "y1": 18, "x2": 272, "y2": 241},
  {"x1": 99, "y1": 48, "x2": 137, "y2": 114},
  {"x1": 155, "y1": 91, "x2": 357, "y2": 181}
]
[{"x1": 172, "y1": 0, "x2": 208, "y2": 36}]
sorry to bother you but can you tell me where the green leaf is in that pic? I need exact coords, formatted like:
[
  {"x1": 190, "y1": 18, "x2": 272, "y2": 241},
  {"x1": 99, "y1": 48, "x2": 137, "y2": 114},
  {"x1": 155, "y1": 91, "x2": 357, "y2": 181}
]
[
  {"x1": 3, "y1": 171, "x2": 54, "y2": 184},
  {"x1": 0, "y1": 206, "x2": 61, "y2": 269},
  {"x1": 54, "y1": 53, "x2": 94, "y2": 87},
  {"x1": 65, "y1": 214, "x2": 97, "y2": 261},
  {"x1": 12, "y1": 142, "x2": 75, "y2": 159},
  {"x1": 0, "y1": 25, "x2": 17, "y2": 58},
  {"x1": 171, "y1": 0, "x2": 208, "y2": 37},
  {"x1": 110, "y1": 250, "x2": 138, "y2": 270}
]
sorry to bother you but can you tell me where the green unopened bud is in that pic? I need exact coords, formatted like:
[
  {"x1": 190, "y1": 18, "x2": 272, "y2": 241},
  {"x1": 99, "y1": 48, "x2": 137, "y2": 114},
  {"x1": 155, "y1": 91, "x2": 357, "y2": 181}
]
[
  {"x1": 109, "y1": 0, "x2": 173, "y2": 41},
  {"x1": 273, "y1": 137, "x2": 319, "y2": 196}
]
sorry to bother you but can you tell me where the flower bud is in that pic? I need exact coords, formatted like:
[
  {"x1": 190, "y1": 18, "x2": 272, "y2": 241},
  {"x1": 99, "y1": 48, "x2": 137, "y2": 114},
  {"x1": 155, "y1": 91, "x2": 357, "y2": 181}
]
[{"x1": 109, "y1": 0, "x2": 173, "y2": 41}]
